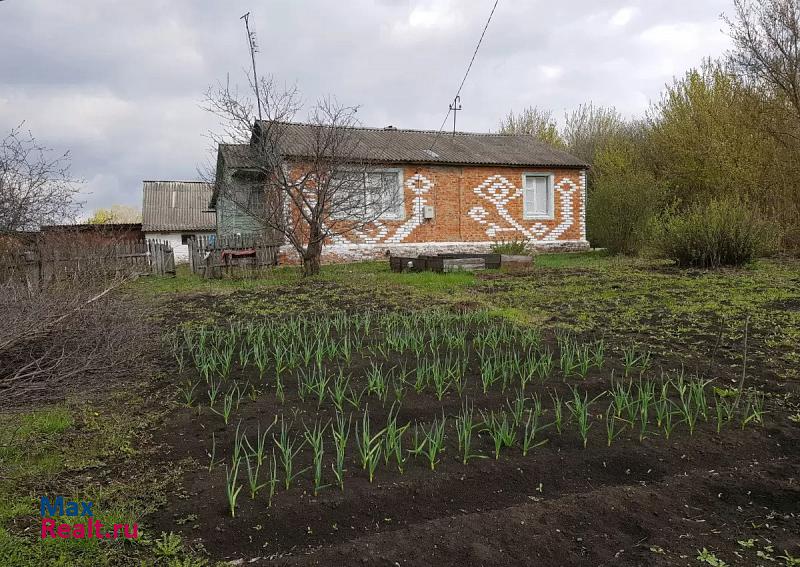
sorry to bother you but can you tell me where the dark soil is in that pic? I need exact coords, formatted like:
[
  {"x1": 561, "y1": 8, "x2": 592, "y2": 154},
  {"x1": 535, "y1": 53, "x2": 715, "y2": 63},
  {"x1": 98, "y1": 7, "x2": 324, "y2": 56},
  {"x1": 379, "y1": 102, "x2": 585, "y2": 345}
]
[{"x1": 146, "y1": 282, "x2": 800, "y2": 567}]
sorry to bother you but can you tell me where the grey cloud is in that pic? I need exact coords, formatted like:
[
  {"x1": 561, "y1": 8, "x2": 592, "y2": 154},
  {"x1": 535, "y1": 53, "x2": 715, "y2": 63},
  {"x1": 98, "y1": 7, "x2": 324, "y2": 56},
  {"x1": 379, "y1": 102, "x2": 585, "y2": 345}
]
[{"x1": 0, "y1": 0, "x2": 732, "y2": 215}]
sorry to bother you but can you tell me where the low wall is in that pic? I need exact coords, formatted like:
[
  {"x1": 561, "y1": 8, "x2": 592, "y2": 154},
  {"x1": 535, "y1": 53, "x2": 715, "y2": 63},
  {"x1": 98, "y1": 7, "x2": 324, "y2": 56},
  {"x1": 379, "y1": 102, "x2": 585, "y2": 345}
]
[{"x1": 277, "y1": 240, "x2": 590, "y2": 265}]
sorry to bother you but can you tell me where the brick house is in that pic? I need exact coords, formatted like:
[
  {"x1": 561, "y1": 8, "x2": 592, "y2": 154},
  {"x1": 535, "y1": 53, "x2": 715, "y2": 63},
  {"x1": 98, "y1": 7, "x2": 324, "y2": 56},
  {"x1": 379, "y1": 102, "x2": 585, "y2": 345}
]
[{"x1": 211, "y1": 122, "x2": 589, "y2": 263}]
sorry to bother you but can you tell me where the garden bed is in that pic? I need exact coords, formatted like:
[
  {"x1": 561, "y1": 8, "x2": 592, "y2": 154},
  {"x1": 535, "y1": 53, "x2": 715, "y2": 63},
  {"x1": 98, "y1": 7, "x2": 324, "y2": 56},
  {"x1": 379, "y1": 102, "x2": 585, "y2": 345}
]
[
  {"x1": 147, "y1": 289, "x2": 800, "y2": 566},
  {"x1": 5, "y1": 256, "x2": 799, "y2": 566}
]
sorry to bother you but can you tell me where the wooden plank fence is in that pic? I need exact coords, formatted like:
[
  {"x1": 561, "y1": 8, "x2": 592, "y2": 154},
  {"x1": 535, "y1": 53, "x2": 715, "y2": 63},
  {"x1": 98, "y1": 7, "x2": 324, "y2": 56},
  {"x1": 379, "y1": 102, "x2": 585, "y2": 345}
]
[
  {"x1": 188, "y1": 234, "x2": 281, "y2": 278},
  {"x1": 0, "y1": 238, "x2": 175, "y2": 289}
]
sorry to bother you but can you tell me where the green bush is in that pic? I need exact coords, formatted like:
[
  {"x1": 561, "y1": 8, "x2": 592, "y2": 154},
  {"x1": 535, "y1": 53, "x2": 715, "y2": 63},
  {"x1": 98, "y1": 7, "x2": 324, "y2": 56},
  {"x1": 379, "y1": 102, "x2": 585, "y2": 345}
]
[
  {"x1": 652, "y1": 198, "x2": 772, "y2": 268},
  {"x1": 586, "y1": 136, "x2": 661, "y2": 255},
  {"x1": 489, "y1": 238, "x2": 531, "y2": 256}
]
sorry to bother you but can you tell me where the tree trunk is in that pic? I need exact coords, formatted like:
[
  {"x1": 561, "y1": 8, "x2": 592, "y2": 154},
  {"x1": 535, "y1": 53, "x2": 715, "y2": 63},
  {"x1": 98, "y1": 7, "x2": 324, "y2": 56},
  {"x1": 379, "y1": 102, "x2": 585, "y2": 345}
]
[{"x1": 302, "y1": 240, "x2": 322, "y2": 277}]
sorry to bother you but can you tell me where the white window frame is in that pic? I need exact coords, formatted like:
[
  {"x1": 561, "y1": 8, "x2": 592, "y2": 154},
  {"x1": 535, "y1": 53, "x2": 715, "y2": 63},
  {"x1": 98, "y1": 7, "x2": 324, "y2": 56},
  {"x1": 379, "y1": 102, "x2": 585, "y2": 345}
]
[
  {"x1": 522, "y1": 172, "x2": 555, "y2": 220},
  {"x1": 368, "y1": 168, "x2": 405, "y2": 221},
  {"x1": 331, "y1": 167, "x2": 405, "y2": 221}
]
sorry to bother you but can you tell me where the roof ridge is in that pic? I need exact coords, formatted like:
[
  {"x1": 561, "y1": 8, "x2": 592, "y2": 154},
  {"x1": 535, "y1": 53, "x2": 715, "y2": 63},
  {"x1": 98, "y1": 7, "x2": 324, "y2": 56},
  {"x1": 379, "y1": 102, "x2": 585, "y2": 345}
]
[
  {"x1": 142, "y1": 180, "x2": 212, "y2": 184},
  {"x1": 258, "y1": 119, "x2": 537, "y2": 138}
]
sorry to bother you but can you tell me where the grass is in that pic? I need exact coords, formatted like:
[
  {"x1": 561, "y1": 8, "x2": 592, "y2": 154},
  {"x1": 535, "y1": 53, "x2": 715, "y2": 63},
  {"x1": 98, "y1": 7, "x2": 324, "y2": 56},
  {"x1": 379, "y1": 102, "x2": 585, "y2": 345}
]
[{"x1": 0, "y1": 396, "x2": 191, "y2": 565}]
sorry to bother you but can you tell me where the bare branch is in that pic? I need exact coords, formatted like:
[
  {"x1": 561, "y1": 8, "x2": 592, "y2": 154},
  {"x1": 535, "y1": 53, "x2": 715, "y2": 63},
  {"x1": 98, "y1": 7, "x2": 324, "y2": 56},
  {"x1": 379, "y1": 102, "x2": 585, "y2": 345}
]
[
  {"x1": 204, "y1": 77, "x2": 401, "y2": 275},
  {"x1": 0, "y1": 124, "x2": 84, "y2": 231}
]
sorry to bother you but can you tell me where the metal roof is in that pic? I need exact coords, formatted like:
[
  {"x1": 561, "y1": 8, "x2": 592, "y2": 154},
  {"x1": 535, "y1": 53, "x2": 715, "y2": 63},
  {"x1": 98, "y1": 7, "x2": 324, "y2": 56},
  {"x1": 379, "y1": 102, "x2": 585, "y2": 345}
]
[
  {"x1": 219, "y1": 144, "x2": 260, "y2": 169},
  {"x1": 141, "y1": 181, "x2": 216, "y2": 232},
  {"x1": 246, "y1": 121, "x2": 589, "y2": 168}
]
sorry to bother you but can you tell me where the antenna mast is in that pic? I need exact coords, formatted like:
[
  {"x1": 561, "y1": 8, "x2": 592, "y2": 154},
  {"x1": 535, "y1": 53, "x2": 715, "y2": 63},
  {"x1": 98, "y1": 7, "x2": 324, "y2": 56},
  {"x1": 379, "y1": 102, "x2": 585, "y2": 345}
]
[
  {"x1": 240, "y1": 12, "x2": 262, "y2": 121},
  {"x1": 449, "y1": 96, "x2": 462, "y2": 136}
]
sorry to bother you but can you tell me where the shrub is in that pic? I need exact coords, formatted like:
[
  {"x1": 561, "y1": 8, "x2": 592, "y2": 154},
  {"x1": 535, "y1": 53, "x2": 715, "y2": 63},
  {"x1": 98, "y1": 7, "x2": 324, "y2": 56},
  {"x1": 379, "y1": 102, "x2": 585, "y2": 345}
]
[
  {"x1": 490, "y1": 238, "x2": 531, "y2": 256},
  {"x1": 652, "y1": 197, "x2": 772, "y2": 268},
  {"x1": 586, "y1": 137, "x2": 661, "y2": 255}
]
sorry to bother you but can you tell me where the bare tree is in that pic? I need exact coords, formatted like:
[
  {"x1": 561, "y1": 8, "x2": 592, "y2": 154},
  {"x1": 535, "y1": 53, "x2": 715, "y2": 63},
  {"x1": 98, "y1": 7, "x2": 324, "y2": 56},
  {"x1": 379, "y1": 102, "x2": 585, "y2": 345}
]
[
  {"x1": 204, "y1": 76, "x2": 401, "y2": 276},
  {"x1": 497, "y1": 107, "x2": 565, "y2": 147},
  {"x1": 724, "y1": 0, "x2": 800, "y2": 142},
  {"x1": 0, "y1": 124, "x2": 83, "y2": 231}
]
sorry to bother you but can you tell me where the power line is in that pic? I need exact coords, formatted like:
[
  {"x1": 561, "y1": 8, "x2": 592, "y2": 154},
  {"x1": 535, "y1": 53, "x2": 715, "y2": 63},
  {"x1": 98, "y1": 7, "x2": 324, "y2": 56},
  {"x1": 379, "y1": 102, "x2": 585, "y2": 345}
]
[{"x1": 429, "y1": 0, "x2": 500, "y2": 151}]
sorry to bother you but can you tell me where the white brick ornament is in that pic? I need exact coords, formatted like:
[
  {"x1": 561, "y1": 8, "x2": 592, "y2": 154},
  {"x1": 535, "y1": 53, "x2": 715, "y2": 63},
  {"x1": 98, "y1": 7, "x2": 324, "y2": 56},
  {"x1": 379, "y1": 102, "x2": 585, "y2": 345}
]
[
  {"x1": 385, "y1": 173, "x2": 433, "y2": 243},
  {"x1": 468, "y1": 174, "x2": 579, "y2": 242},
  {"x1": 317, "y1": 173, "x2": 432, "y2": 245}
]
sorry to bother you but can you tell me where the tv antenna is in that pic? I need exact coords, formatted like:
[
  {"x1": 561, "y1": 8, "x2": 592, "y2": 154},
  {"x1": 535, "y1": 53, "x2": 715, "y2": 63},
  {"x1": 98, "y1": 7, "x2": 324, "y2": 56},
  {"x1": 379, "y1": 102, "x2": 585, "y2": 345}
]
[
  {"x1": 240, "y1": 12, "x2": 262, "y2": 120},
  {"x1": 449, "y1": 96, "x2": 462, "y2": 136},
  {"x1": 429, "y1": 0, "x2": 500, "y2": 151}
]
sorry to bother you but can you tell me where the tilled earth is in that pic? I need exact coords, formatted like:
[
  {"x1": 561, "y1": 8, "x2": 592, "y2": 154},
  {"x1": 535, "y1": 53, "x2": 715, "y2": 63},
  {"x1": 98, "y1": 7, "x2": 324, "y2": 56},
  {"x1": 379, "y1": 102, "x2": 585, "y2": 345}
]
[{"x1": 147, "y1": 266, "x2": 800, "y2": 566}]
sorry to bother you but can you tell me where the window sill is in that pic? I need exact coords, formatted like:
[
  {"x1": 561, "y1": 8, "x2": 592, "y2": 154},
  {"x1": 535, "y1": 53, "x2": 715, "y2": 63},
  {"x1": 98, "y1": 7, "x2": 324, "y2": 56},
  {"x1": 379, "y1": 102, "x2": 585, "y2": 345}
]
[{"x1": 523, "y1": 214, "x2": 554, "y2": 221}]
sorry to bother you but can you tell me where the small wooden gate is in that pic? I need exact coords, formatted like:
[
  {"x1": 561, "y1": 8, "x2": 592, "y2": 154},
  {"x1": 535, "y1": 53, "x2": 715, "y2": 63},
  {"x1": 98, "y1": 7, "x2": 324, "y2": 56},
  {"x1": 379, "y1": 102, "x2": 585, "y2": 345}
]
[{"x1": 187, "y1": 234, "x2": 281, "y2": 278}]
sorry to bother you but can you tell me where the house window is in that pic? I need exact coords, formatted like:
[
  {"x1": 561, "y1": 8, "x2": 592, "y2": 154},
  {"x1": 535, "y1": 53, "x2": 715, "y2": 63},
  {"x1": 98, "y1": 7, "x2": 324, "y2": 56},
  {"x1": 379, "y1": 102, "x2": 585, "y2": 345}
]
[
  {"x1": 523, "y1": 173, "x2": 554, "y2": 219},
  {"x1": 246, "y1": 185, "x2": 262, "y2": 210},
  {"x1": 181, "y1": 234, "x2": 192, "y2": 245},
  {"x1": 366, "y1": 170, "x2": 404, "y2": 219},
  {"x1": 332, "y1": 168, "x2": 404, "y2": 220}
]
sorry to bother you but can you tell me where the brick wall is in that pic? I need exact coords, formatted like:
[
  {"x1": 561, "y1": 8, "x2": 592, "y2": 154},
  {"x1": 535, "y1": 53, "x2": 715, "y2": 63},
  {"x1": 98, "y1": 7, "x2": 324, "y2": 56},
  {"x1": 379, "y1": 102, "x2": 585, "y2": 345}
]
[{"x1": 281, "y1": 164, "x2": 588, "y2": 264}]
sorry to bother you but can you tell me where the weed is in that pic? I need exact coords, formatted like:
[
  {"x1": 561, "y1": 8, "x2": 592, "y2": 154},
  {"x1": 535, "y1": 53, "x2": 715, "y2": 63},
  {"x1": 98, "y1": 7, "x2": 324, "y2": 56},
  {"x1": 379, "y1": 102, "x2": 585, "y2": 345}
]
[
  {"x1": 154, "y1": 531, "x2": 183, "y2": 558},
  {"x1": 697, "y1": 548, "x2": 728, "y2": 567}
]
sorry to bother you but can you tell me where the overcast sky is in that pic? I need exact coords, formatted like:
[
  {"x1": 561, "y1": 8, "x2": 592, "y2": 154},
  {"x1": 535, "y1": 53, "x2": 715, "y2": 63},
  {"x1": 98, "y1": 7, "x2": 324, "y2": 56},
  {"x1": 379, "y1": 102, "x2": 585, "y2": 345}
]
[{"x1": 0, "y1": 0, "x2": 733, "y2": 216}]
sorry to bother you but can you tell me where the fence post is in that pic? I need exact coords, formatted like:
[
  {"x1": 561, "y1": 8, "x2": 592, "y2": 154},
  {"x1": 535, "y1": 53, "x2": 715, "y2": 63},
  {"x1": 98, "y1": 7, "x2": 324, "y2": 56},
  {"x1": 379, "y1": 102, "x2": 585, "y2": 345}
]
[{"x1": 188, "y1": 238, "x2": 194, "y2": 274}]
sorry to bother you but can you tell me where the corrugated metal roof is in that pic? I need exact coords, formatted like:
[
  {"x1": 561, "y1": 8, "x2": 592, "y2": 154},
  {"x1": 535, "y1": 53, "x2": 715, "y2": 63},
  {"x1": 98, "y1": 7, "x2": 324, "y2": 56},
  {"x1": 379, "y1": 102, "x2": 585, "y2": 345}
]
[
  {"x1": 219, "y1": 144, "x2": 260, "y2": 169},
  {"x1": 141, "y1": 181, "x2": 216, "y2": 232},
  {"x1": 245, "y1": 121, "x2": 589, "y2": 168}
]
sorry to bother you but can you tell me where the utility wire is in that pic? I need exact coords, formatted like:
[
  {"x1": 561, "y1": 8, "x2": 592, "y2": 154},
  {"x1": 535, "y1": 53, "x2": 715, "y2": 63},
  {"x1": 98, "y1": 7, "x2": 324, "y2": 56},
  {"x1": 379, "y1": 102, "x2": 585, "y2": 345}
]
[{"x1": 429, "y1": 0, "x2": 500, "y2": 151}]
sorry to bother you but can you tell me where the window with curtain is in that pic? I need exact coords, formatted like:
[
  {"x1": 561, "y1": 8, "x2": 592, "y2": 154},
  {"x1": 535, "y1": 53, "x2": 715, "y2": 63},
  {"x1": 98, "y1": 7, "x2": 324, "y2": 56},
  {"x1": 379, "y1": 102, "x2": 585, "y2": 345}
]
[
  {"x1": 523, "y1": 174, "x2": 553, "y2": 218},
  {"x1": 365, "y1": 170, "x2": 403, "y2": 219},
  {"x1": 332, "y1": 168, "x2": 404, "y2": 220}
]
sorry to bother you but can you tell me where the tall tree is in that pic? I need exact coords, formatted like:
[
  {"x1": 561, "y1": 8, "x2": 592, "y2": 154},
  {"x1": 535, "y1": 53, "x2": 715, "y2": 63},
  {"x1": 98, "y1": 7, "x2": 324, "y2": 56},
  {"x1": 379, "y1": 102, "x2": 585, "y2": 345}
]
[
  {"x1": 647, "y1": 60, "x2": 771, "y2": 205},
  {"x1": 724, "y1": 0, "x2": 800, "y2": 143},
  {"x1": 0, "y1": 125, "x2": 82, "y2": 231},
  {"x1": 498, "y1": 107, "x2": 565, "y2": 147},
  {"x1": 204, "y1": 77, "x2": 400, "y2": 276},
  {"x1": 562, "y1": 103, "x2": 627, "y2": 164}
]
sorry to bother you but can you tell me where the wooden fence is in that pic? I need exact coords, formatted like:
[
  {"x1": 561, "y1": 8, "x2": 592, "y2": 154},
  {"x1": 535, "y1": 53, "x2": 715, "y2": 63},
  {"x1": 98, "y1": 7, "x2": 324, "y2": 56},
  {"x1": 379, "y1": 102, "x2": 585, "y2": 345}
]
[
  {"x1": 0, "y1": 239, "x2": 175, "y2": 289},
  {"x1": 188, "y1": 234, "x2": 281, "y2": 278}
]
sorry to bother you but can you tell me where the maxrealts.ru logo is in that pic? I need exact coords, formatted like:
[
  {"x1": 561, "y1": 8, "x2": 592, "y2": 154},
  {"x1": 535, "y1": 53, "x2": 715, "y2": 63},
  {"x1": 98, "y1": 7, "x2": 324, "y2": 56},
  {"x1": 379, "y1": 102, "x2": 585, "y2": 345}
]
[{"x1": 40, "y1": 496, "x2": 139, "y2": 540}]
